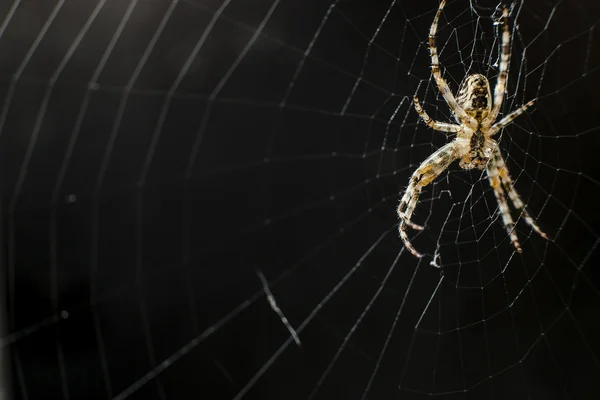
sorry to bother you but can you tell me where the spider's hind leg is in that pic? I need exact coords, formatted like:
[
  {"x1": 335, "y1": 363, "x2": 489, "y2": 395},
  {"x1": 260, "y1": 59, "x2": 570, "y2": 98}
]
[
  {"x1": 484, "y1": 6, "x2": 512, "y2": 128},
  {"x1": 428, "y1": 0, "x2": 476, "y2": 128}
]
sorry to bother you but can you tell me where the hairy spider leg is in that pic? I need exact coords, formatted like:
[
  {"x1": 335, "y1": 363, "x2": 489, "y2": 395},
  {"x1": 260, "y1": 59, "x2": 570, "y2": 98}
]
[
  {"x1": 486, "y1": 157, "x2": 523, "y2": 252},
  {"x1": 398, "y1": 142, "x2": 459, "y2": 257},
  {"x1": 484, "y1": 7, "x2": 511, "y2": 128},
  {"x1": 490, "y1": 147, "x2": 548, "y2": 238},
  {"x1": 489, "y1": 100, "x2": 535, "y2": 136},
  {"x1": 429, "y1": 0, "x2": 477, "y2": 128},
  {"x1": 413, "y1": 96, "x2": 461, "y2": 132}
]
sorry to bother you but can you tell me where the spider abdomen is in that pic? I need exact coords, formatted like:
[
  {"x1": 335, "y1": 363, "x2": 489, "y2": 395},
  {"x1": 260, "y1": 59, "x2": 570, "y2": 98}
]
[
  {"x1": 471, "y1": 88, "x2": 488, "y2": 111},
  {"x1": 456, "y1": 74, "x2": 492, "y2": 121}
]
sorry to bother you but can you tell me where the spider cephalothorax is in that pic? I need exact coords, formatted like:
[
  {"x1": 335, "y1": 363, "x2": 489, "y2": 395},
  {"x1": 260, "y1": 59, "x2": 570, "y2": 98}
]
[
  {"x1": 459, "y1": 129, "x2": 493, "y2": 170},
  {"x1": 397, "y1": 0, "x2": 548, "y2": 258}
]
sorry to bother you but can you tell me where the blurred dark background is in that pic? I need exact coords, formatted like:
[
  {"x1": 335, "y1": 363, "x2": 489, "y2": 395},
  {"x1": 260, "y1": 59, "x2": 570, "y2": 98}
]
[{"x1": 1, "y1": 0, "x2": 599, "y2": 399}]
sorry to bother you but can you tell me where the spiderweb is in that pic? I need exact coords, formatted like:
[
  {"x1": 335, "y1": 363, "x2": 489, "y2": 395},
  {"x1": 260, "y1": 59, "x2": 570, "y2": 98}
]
[{"x1": 1, "y1": 0, "x2": 599, "y2": 399}]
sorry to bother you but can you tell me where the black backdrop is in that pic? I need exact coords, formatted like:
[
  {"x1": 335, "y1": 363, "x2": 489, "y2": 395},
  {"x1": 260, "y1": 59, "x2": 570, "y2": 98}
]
[{"x1": 2, "y1": 0, "x2": 600, "y2": 399}]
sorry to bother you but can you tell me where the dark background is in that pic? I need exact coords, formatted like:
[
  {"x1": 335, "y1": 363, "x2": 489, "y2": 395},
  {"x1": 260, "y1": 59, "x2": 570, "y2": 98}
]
[{"x1": 1, "y1": 0, "x2": 600, "y2": 399}]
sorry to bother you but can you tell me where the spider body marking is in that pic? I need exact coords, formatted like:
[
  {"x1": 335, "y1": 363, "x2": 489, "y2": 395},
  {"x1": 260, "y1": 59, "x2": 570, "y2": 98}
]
[
  {"x1": 397, "y1": 0, "x2": 548, "y2": 258},
  {"x1": 456, "y1": 74, "x2": 492, "y2": 121}
]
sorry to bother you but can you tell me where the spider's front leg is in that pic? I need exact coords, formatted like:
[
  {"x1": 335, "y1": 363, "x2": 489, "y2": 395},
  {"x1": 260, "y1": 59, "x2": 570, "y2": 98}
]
[
  {"x1": 489, "y1": 147, "x2": 548, "y2": 240},
  {"x1": 486, "y1": 159, "x2": 522, "y2": 252},
  {"x1": 398, "y1": 142, "x2": 460, "y2": 258}
]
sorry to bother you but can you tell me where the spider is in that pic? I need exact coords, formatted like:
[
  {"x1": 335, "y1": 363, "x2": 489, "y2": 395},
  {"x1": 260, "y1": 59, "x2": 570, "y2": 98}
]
[{"x1": 397, "y1": 0, "x2": 548, "y2": 258}]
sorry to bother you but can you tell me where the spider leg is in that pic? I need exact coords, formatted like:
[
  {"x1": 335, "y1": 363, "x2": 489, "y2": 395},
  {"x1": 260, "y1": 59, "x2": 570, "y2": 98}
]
[
  {"x1": 489, "y1": 99, "x2": 535, "y2": 136},
  {"x1": 491, "y1": 147, "x2": 548, "y2": 239},
  {"x1": 413, "y1": 96, "x2": 461, "y2": 132},
  {"x1": 484, "y1": 7, "x2": 511, "y2": 128},
  {"x1": 486, "y1": 152, "x2": 523, "y2": 253},
  {"x1": 429, "y1": 0, "x2": 476, "y2": 128},
  {"x1": 398, "y1": 142, "x2": 459, "y2": 257}
]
